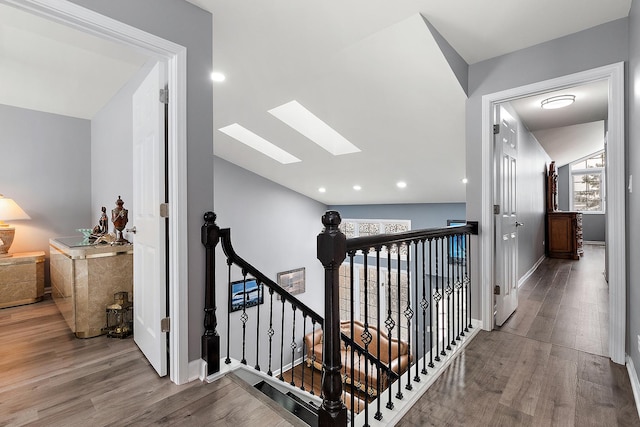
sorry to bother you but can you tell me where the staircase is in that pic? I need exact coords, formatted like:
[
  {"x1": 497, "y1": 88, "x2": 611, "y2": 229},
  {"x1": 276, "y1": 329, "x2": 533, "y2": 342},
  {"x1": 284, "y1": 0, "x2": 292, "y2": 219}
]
[{"x1": 201, "y1": 211, "x2": 479, "y2": 426}]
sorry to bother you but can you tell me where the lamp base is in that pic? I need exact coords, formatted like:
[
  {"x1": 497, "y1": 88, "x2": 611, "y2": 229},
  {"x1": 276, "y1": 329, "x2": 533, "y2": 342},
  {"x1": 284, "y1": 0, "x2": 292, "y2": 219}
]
[{"x1": 0, "y1": 226, "x2": 16, "y2": 256}]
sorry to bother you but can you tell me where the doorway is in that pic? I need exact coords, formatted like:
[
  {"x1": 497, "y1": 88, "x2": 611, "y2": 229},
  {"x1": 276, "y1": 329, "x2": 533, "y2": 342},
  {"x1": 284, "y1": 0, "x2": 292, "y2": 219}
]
[
  {"x1": 5, "y1": 0, "x2": 190, "y2": 383},
  {"x1": 480, "y1": 62, "x2": 626, "y2": 364}
]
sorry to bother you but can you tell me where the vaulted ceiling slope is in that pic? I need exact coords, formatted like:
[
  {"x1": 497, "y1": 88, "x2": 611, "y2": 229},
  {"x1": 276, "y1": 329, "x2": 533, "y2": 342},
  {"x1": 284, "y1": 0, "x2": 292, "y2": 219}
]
[{"x1": 189, "y1": 0, "x2": 630, "y2": 205}]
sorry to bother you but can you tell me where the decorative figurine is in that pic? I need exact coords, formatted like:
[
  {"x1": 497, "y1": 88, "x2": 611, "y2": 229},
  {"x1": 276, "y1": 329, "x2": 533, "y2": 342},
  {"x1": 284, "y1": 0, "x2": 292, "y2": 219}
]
[
  {"x1": 92, "y1": 206, "x2": 109, "y2": 237},
  {"x1": 111, "y1": 196, "x2": 129, "y2": 244}
]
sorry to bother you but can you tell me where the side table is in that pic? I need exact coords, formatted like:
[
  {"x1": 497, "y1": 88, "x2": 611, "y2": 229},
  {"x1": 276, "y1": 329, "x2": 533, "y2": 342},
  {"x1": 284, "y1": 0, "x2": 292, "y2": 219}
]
[{"x1": 0, "y1": 251, "x2": 45, "y2": 308}]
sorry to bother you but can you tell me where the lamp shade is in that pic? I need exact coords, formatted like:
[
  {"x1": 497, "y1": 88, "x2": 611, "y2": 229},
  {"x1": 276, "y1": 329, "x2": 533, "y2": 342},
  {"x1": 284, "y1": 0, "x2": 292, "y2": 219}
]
[
  {"x1": 0, "y1": 195, "x2": 30, "y2": 257},
  {"x1": 0, "y1": 195, "x2": 31, "y2": 224}
]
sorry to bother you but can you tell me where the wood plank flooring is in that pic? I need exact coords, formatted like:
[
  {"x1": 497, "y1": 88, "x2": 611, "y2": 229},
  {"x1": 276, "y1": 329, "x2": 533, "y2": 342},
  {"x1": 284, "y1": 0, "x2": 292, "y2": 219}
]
[
  {"x1": 399, "y1": 245, "x2": 639, "y2": 426},
  {"x1": 0, "y1": 296, "x2": 303, "y2": 427},
  {"x1": 2, "y1": 245, "x2": 637, "y2": 426}
]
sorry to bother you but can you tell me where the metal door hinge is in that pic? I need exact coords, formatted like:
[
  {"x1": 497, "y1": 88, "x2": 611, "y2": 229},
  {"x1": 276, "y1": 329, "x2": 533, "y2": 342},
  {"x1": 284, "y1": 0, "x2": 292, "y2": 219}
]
[
  {"x1": 160, "y1": 203, "x2": 170, "y2": 218},
  {"x1": 494, "y1": 204, "x2": 500, "y2": 214},
  {"x1": 493, "y1": 124, "x2": 500, "y2": 134},
  {"x1": 494, "y1": 285, "x2": 501, "y2": 295},
  {"x1": 159, "y1": 88, "x2": 169, "y2": 104},
  {"x1": 161, "y1": 317, "x2": 171, "y2": 332}
]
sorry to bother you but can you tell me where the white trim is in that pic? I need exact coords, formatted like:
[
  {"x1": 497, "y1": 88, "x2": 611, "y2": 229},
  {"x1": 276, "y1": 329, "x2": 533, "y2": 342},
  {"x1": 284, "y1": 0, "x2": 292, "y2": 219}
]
[
  {"x1": 5, "y1": 0, "x2": 191, "y2": 383},
  {"x1": 518, "y1": 255, "x2": 545, "y2": 288},
  {"x1": 626, "y1": 355, "x2": 640, "y2": 422},
  {"x1": 481, "y1": 62, "x2": 626, "y2": 364}
]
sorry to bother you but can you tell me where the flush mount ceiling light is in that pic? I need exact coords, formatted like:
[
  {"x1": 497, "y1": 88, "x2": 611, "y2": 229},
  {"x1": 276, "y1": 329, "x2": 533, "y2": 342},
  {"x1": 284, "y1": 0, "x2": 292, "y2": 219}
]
[
  {"x1": 396, "y1": 181, "x2": 407, "y2": 189},
  {"x1": 540, "y1": 94, "x2": 575, "y2": 109},
  {"x1": 269, "y1": 100, "x2": 361, "y2": 156},
  {"x1": 210, "y1": 71, "x2": 226, "y2": 82},
  {"x1": 353, "y1": 185, "x2": 362, "y2": 191},
  {"x1": 218, "y1": 123, "x2": 301, "y2": 164},
  {"x1": 318, "y1": 187, "x2": 326, "y2": 193}
]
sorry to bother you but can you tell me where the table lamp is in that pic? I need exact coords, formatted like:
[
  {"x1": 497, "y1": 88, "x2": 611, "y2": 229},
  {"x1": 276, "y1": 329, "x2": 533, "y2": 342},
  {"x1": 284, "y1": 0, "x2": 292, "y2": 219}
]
[{"x1": 0, "y1": 195, "x2": 31, "y2": 257}]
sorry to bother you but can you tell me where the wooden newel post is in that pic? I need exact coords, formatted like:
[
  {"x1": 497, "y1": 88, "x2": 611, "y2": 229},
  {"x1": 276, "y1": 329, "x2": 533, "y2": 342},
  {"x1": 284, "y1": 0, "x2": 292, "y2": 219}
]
[
  {"x1": 202, "y1": 211, "x2": 221, "y2": 376},
  {"x1": 317, "y1": 211, "x2": 347, "y2": 426}
]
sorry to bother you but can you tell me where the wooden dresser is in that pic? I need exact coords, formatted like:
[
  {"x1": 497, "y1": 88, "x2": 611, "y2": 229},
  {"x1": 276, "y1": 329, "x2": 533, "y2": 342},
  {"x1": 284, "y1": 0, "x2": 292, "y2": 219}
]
[
  {"x1": 547, "y1": 211, "x2": 583, "y2": 259},
  {"x1": 545, "y1": 161, "x2": 583, "y2": 260}
]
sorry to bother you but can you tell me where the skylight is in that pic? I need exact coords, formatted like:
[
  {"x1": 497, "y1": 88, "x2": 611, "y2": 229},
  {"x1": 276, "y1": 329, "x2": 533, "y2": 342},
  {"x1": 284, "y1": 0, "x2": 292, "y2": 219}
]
[
  {"x1": 268, "y1": 100, "x2": 361, "y2": 156},
  {"x1": 218, "y1": 123, "x2": 301, "y2": 164}
]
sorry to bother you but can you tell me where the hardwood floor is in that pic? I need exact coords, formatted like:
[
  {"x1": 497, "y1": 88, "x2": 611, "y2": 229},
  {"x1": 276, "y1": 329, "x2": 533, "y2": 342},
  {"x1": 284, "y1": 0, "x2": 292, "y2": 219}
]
[
  {"x1": 0, "y1": 296, "x2": 303, "y2": 427},
  {"x1": 2, "y1": 245, "x2": 637, "y2": 426},
  {"x1": 399, "y1": 245, "x2": 639, "y2": 426}
]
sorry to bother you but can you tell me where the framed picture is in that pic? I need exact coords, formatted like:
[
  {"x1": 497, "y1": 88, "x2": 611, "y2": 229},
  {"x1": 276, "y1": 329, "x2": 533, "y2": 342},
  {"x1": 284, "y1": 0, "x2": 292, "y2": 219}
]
[
  {"x1": 277, "y1": 267, "x2": 305, "y2": 298},
  {"x1": 229, "y1": 278, "x2": 264, "y2": 312},
  {"x1": 447, "y1": 220, "x2": 467, "y2": 264}
]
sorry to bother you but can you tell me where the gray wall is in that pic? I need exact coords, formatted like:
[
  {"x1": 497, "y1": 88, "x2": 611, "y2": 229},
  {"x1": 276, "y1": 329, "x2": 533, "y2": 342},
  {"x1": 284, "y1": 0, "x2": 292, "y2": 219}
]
[
  {"x1": 557, "y1": 164, "x2": 606, "y2": 242},
  {"x1": 70, "y1": 0, "x2": 214, "y2": 361},
  {"x1": 91, "y1": 62, "x2": 155, "y2": 232},
  {"x1": 627, "y1": 0, "x2": 640, "y2": 384},
  {"x1": 466, "y1": 17, "x2": 628, "y2": 319},
  {"x1": 327, "y1": 203, "x2": 466, "y2": 229},
  {"x1": 501, "y1": 103, "x2": 550, "y2": 281},
  {"x1": 213, "y1": 156, "x2": 327, "y2": 367},
  {"x1": 0, "y1": 104, "x2": 91, "y2": 283}
]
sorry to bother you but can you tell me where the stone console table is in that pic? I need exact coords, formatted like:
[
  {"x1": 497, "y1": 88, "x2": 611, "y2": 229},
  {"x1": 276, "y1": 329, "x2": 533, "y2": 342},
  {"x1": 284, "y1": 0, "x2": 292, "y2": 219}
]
[
  {"x1": 0, "y1": 251, "x2": 45, "y2": 308},
  {"x1": 49, "y1": 237, "x2": 133, "y2": 338}
]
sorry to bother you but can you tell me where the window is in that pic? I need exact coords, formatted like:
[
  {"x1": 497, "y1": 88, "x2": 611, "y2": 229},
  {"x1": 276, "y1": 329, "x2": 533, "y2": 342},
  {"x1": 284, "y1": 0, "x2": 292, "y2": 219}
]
[{"x1": 570, "y1": 150, "x2": 605, "y2": 213}]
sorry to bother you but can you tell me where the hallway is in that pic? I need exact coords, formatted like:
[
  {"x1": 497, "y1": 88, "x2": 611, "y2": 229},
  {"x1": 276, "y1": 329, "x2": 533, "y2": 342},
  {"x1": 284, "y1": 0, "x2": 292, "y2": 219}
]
[{"x1": 398, "y1": 245, "x2": 638, "y2": 426}]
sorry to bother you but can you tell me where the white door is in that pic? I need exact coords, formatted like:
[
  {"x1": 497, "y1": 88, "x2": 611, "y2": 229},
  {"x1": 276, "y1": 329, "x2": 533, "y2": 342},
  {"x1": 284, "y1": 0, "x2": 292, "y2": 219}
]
[
  {"x1": 132, "y1": 62, "x2": 168, "y2": 376},
  {"x1": 494, "y1": 105, "x2": 519, "y2": 326}
]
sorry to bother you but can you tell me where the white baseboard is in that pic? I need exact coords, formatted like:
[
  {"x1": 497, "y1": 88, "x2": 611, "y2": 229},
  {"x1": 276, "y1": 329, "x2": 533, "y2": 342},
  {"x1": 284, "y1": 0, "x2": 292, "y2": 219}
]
[
  {"x1": 190, "y1": 358, "x2": 206, "y2": 382},
  {"x1": 626, "y1": 355, "x2": 640, "y2": 421},
  {"x1": 518, "y1": 254, "x2": 545, "y2": 288}
]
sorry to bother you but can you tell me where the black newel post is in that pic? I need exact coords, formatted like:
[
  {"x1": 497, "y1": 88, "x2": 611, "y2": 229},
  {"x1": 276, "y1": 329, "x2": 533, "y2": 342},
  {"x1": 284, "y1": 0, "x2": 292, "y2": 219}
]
[
  {"x1": 317, "y1": 211, "x2": 347, "y2": 426},
  {"x1": 202, "y1": 211, "x2": 221, "y2": 376}
]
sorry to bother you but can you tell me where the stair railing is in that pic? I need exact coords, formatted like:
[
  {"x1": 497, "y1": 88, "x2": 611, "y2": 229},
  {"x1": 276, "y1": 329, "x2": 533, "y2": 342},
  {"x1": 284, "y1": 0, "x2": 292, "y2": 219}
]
[{"x1": 202, "y1": 211, "x2": 478, "y2": 427}]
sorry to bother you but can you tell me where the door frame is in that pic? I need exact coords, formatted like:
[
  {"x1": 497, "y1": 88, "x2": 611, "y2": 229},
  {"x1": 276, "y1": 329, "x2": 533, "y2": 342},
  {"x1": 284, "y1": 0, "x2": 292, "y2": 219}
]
[
  {"x1": 480, "y1": 62, "x2": 626, "y2": 364},
  {"x1": 5, "y1": 0, "x2": 190, "y2": 383}
]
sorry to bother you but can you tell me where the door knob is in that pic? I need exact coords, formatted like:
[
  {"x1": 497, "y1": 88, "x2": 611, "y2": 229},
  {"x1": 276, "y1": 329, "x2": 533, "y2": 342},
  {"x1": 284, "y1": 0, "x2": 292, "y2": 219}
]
[
  {"x1": 515, "y1": 221, "x2": 524, "y2": 227},
  {"x1": 126, "y1": 226, "x2": 137, "y2": 234}
]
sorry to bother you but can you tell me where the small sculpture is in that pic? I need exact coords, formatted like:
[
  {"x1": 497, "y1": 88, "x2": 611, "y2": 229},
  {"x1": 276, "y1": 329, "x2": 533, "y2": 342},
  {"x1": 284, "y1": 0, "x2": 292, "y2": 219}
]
[
  {"x1": 92, "y1": 206, "x2": 109, "y2": 237},
  {"x1": 111, "y1": 196, "x2": 129, "y2": 244}
]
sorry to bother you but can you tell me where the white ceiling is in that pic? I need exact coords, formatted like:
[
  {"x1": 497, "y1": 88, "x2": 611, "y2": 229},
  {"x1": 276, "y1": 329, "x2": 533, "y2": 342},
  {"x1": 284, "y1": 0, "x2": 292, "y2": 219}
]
[
  {"x1": 0, "y1": 3, "x2": 148, "y2": 119},
  {"x1": 187, "y1": 0, "x2": 629, "y2": 205},
  {"x1": 0, "y1": 0, "x2": 630, "y2": 204}
]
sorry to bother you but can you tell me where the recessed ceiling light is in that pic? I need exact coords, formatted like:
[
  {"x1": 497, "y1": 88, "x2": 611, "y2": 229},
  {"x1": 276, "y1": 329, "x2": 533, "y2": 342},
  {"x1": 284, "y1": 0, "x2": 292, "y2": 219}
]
[
  {"x1": 218, "y1": 123, "x2": 301, "y2": 164},
  {"x1": 210, "y1": 71, "x2": 226, "y2": 82},
  {"x1": 353, "y1": 185, "x2": 362, "y2": 191},
  {"x1": 318, "y1": 187, "x2": 326, "y2": 193},
  {"x1": 269, "y1": 100, "x2": 361, "y2": 156},
  {"x1": 462, "y1": 178, "x2": 468, "y2": 184},
  {"x1": 540, "y1": 94, "x2": 575, "y2": 109},
  {"x1": 396, "y1": 181, "x2": 407, "y2": 189}
]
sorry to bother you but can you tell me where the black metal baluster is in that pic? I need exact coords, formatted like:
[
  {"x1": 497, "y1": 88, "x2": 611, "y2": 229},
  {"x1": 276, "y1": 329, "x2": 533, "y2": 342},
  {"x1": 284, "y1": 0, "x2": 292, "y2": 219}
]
[
  {"x1": 310, "y1": 320, "x2": 316, "y2": 394},
  {"x1": 290, "y1": 304, "x2": 297, "y2": 386},
  {"x1": 267, "y1": 288, "x2": 275, "y2": 376},
  {"x1": 374, "y1": 246, "x2": 383, "y2": 421},
  {"x1": 279, "y1": 297, "x2": 285, "y2": 381},
  {"x1": 362, "y1": 250, "x2": 372, "y2": 407},
  {"x1": 428, "y1": 238, "x2": 434, "y2": 368},
  {"x1": 301, "y1": 314, "x2": 307, "y2": 391},
  {"x1": 441, "y1": 238, "x2": 447, "y2": 357},
  {"x1": 448, "y1": 236, "x2": 456, "y2": 349},
  {"x1": 434, "y1": 238, "x2": 441, "y2": 362},
  {"x1": 413, "y1": 240, "x2": 420, "y2": 383},
  {"x1": 226, "y1": 260, "x2": 232, "y2": 364},
  {"x1": 405, "y1": 243, "x2": 413, "y2": 391},
  {"x1": 420, "y1": 239, "x2": 428, "y2": 375},
  {"x1": 241, "y1": 272, "x2": 248, "y2": 365},
  {"x1": 385, "y1": 246, "x2": 394, "y2": 410},
  {"x1": 255, "y1": 282, "x2": 261, "y2": 371},
  {"x1": 446, "y1": 237, "x2": 453, "y2": 351},
  {"x1": 467, "y1": 233, "x2": 473, "y2": 330},
  {"x1": 396, "y1": 245, "x2": 403, "y2": 399},
  {"x1": 456, "y1": 237, "x2": 462, "y2": 341}
]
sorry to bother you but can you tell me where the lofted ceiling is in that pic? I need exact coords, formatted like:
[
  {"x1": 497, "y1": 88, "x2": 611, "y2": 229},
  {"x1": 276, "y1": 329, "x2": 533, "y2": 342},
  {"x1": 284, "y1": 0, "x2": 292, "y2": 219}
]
[
  {"x1": 0, "y1": 0, "x2": 631, "y2": 205},
  {"x1": 187, "y1": 0, "x2": 630, "y2": 205}
]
